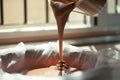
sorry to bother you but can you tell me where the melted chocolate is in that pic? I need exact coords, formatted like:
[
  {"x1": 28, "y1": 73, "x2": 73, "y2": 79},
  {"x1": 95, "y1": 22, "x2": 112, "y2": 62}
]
[{"x1": 51, "y1": 1, "x2": 75, "y2": 62}]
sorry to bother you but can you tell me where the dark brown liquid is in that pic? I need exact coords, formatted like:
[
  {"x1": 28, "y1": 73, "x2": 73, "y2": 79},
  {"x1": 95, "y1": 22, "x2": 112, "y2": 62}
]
[{"x1": 50, "y1": 1, "x2": 75, "y2": 62}]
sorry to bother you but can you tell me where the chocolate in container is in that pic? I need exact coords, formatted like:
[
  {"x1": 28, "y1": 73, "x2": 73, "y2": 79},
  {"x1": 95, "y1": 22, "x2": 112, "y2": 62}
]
[
  {"x1": 76, "y1": 0, "x2": 106, "y2": 15},
  {"x1": 51, "y1": 0, "x2": 106, "y2": 16}
]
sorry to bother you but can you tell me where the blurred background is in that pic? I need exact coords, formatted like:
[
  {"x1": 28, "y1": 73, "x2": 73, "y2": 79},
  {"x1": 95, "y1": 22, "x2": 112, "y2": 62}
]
[{"x1": 0, "y1": 0, "x2": 120, "y2": 50}]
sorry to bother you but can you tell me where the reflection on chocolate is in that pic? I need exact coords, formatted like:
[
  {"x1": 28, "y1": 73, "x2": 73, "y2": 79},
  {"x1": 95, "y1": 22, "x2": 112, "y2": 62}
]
[
  {"x1": 51, "y1": 0, "x2": 78, "y2": 4},
  {"x1": 56, "y1": 60, "x2": 70, "y2": 71}
]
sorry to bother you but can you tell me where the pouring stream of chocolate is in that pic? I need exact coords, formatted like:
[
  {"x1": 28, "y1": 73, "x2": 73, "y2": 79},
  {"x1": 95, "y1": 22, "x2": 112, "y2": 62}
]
[{"x1": 50, "y1": 1, "x2": 75, "y2": 70}]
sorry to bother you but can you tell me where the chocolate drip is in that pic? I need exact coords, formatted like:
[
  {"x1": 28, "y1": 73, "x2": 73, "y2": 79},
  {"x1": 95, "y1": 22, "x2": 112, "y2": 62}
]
[
  {"x1": 51, "y1": 1, "x2": 75, "y2": 62},
  {"x1": 50, "y1": 1, "x2": 75, "y2": 74}
]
